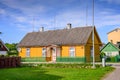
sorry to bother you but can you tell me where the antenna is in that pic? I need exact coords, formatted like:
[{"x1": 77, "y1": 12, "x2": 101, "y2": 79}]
[
  {"x1": 54, "y1": 16, "x2": 56, "y2": 30},
  {"x1": 32, "y1": 17, "x2": 35, "y2": 32},
  {"x1": 92, "y1": 0, "x2": 95, "y2": 68},
  {"x1": 86, "y1": 0, "x2": 88, "y2": 26}
]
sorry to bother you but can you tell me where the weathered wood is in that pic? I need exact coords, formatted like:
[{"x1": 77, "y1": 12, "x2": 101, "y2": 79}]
[{"x1": 0, "y1": 57, "x2": 21, "y2": 68}]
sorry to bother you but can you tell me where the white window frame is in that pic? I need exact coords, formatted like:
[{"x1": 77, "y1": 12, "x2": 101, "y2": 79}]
[
  {"x1": 26, "y1": 48, "x2": 30, "y2": 57},
  {"x1": 42, "y1": 48, "x2": 46, "y2": 57},
  {"x1": 69, "y1": 47, "x2": 75, "y2": 57},
  {"x1": 17, "y1": 48, "x2": 21, "y2": 52}
]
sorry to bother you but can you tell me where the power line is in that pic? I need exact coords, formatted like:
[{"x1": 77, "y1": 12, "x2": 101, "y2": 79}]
[{"x1": 86, "y1": 0, "x2": 88, "y2": 26}]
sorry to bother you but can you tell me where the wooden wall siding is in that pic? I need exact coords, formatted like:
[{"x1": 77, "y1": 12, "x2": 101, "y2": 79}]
[
  {"x1": 75, "y1": 46, "x2": 84, "y2": 57},
  {"x1": 85, "y1": 32, "x2": 101, "y2": 62},
  {"x1": 85, "y1": 44, "x2": 100, "y2": 62},
  {"x1": 94, "y1": 45, "x2": 101, "y2": 62},
  {"x1": 19, "y1": 48, "x2": 26, "y2": 57},
  {"x1": 85, "y1": 44, "x2": 91, "y2": 62},
  {"x1": 61, "y1": 46, "x2": 69, "y2": 57},
  {"x1": 61, "y1": 46, "x2": 85, "y2": 57},
  {"x1": 87, "y1": 32, "x2": 101, "y2": 45},
  {"x1": 30, "y1": 47, "x2": 42, "y2": 57}
]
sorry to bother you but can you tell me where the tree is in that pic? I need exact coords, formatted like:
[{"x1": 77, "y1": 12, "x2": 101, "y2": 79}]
[{"x1": 5, "y1": 43, "x2": 18, "y2": 56}]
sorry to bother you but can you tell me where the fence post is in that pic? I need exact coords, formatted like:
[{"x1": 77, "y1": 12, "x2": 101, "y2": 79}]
[{"x1": 102, "y1": 57, "x2": 106, "y2": 67}]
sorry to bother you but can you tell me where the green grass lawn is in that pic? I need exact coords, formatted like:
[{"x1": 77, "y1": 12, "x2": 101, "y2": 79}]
[{"x1": 0, "y1": 66, "x2": 114, "y2": 80}]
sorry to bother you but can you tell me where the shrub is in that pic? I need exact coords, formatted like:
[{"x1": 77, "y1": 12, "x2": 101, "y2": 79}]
[{"x1": 21, "y1": 63, "x2": 102, "y2": 68}]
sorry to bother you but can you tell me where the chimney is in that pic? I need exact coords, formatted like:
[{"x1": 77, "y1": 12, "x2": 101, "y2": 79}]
[
  {"x1": 40, "y1": 27, "x2": 44, "y2": 32},
  {"x1": 66, "y1": 23, "x2": 72, "y2": 29},
  {"x1": 117, "y1": 42, "x2": 120, "y2": 49}
]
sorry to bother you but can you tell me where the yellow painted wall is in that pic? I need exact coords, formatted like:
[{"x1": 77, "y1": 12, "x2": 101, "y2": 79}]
[
  {"x1": 19, "y1": 48, "x2": 26, "y2": 57},
  {"x1": 108, "y1": 29, "x2": 120, "y2": 44},
  {"x1": 61, "y1": 46, "x2": 85, "y2": 57},
  {"x1": 19, "y1": 46, "x2": 85, "y2": 58},
  {"x1": 19, "y1": 47, "x2": 42, "y2": 57},
  {"x1": 30, "y1": 47, "x2": 42, "y2": 57},
  {"x1": 75, "y1": 46, "x2": 85, "y2": 57},
  {"x1": 61, "y1": 46, "x2": 69, "y2": 57}
]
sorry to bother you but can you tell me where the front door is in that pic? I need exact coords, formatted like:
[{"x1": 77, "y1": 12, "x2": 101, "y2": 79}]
[
  {"x1": 46, "y1": 47, "x2": 56, "y2": 62},
  {"x1": 52, "y1": 47, "x2": 56, "y2": 62}
]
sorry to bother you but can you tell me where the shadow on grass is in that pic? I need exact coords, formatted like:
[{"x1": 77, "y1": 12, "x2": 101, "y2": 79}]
[
  {"x1": 0, "y1": 68, "x2": 63, "y2": 80},
  {"x1": 32, "y1": 70, "x2": 63, "y2": 80}
]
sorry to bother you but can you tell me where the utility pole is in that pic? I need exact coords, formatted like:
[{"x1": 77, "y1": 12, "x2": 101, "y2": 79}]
[{"x1": 92, "y1": 0, "x2": 95, "y2": 68}]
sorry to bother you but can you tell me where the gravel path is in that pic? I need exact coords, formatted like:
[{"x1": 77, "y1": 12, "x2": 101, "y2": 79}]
[{"x1": 103, "y1": 64, "x2": 120, "y2": 80}]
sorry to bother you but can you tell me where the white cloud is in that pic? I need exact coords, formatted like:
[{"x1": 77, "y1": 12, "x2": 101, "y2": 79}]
[
  {"x1": 16, "y1": 24, "x2": 33, "y2": 32},
  {"x1": 95, "y1": 11, "x2": 120, "y2": 28},
  {"x1": 100, "y1": 0, "x2": 120, "y2": 4},
  {"x1": 15, "y1": 16, "x2": 26, "y2": 22},
  {"x1": 0, "y1": 9, "x2": 6, "y2": 14},
  {"x1": 1, "y1": 0, "x2": 46, "y2": 16},
  {"x1": 1, "y1": 0, "x2": 120, "y2": 32}
]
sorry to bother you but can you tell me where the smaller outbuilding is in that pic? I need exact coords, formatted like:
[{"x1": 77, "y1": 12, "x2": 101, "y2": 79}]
[
  {"x1": 0, "y1": 39, "x2": 9, "y2": 55},
  {"x1": 100, "y1": 42, "x2": 120, "y2": 57}
]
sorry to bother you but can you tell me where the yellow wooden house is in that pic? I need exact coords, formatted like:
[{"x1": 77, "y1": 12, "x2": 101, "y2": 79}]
[{"x1": 18, "y1": 24, "x2": 102, "y2": 62}]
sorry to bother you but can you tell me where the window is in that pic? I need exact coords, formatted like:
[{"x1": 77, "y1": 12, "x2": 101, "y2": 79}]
[
  {"x1": 0, "y1": 44, "x2": 1, "y2": 48},
  {"x1": 117, "y1": 42, "x2": 120, "y2": 49},
  {"x1": 17, "y1": 48, "x2": 21, "y2": 52},
  {"x1": 26, "y1": 48, "x2": 30, "y2": 57},
  {"x1": 69, "y1": 47, "x2": 75, "y2": 57},
  {"x1": 0, "y1": 44, "x2": 3, "y2": 49},
  {"x1": 110, "y1": 40, "x2": 113, "y2": 43},
  {"x1": 42, "y1": 48, "x2": 46, "y2": 57},
  {"x1": 107, "y1": 52, "x2": 111, "y2": 56},
  {"x1": 90, "y1": 47, "x2": 93, "y2": 57}
]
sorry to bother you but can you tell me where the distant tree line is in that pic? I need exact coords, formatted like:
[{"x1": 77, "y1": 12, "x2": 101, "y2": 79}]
[{"x1": 5, "y1": 43, "x2": 18, "y2": 56}]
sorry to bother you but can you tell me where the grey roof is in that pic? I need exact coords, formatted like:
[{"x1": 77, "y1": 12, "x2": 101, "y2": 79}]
[
  {"x1": 107, "y1": 28, "x2": 120, "y2": 34},
  {"x1": 18, "y1": 26, "x2": 94, "y2": 47}
]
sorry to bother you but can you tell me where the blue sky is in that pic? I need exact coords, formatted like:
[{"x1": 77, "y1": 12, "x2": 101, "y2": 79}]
[{"x1": 0, "y1": 0, "x2": 120, "y2": 43}]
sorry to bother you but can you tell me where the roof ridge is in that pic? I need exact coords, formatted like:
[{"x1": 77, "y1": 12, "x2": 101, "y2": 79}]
[
  {"x1": 107, "y1": 28, "x2": 120, "y2": 34},
  {"x1": 28, "y1": 26, "x2": 93, "y2": 34}
]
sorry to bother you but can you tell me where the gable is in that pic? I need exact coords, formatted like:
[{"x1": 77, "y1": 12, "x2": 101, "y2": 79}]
[
  {"x1": 86, "y1": 27, "x2": 102, "y2": 45},
  {"x1": 0, "y1": 39, "x2": 9, "y2": 51},
  {"x1": 101, "y1": 42, "x2": 119, "y2": 52}
]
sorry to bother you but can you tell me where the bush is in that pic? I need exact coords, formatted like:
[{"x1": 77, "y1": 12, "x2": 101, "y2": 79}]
[
  {"x1": 105, "y1": 56, "x2": 117, "y2": 62},
  {"x1": 21, "y1": 63, "x2": 102, "y2": 68}
]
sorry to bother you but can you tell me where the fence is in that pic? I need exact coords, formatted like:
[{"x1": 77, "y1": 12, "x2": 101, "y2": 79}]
[
  {"x1": 21, "y1": 57, "x2": 46, "y2": 62},
  {"x1": 21, "y1": 57, "x2": 86, "y2": 62},
  {"x1": 0, "y1": 57, "x2": 21, "y2": 68},
  {"x1": 56, "y1": 57, "x2": 86, "y2": 62},
  {"x1": 105, "y1": 55, "x2": 120, "y2": 62}
]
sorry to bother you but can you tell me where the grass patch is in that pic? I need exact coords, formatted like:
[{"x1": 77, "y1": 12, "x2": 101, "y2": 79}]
[{"x1": 0, "y1": 64, "x2": 114, "y2": 80}]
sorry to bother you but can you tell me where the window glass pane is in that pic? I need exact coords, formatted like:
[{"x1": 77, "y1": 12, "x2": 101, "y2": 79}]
[
  {"x1": 69, "y1": 47, "x2": 75, "y2": 57},
  {"x1": 42, "y1": 48, "x2": 46, "y2": 57},
  {"x1": 26, "y1": 48, "x2": 30, "y2": 57}
]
